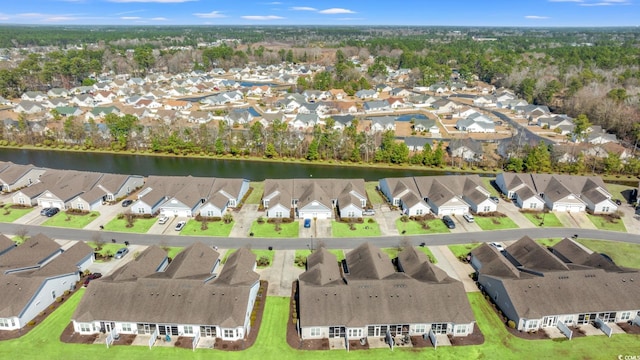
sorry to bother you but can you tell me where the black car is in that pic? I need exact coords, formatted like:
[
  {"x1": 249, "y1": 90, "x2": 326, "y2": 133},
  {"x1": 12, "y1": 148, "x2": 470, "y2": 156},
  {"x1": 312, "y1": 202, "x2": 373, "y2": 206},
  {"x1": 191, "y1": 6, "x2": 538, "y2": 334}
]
[
  {"x1": 83, "y1": 273, "x2": 102, "y2": 287},
  {"x1": 442, "y1": 215, "x2": 456, "y2": 229},
  {"x1": 121, "y1": 199, "x2": 133, "y2": 207},
  {"x1": 44, "y1": 207, "x2": 59, "y2": 217}
]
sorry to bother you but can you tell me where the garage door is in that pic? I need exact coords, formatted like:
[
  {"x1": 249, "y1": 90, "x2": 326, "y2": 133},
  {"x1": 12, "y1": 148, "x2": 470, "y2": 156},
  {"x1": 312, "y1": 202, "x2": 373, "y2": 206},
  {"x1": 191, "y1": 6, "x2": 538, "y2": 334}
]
[
  {"x1": 40, "y1": 201, "x2": 52, "y2": 208},
  {"x1": 568, "y1": 206, "x2": 582, "y2": 213},
  {"x1": 555, "y1": 205, "x2": 567, "y2": 212},
  {"x1": 299, "y1": 211, "x2": 331, "y2": 220},
  {"x1": 440, "y1": 209, "x2": 452, "y2": 216}
]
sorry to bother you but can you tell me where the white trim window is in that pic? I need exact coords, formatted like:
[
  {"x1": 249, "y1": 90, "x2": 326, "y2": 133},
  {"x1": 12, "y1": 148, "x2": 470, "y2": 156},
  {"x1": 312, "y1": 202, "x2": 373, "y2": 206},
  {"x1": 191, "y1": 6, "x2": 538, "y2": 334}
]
[
  {"x1": 621, "y1": 312, "x2": 631, "y2": 321},
  {"x1": 414, "y1": 324, "x2": 427, "y2": 334},
  {"x1": 183, "y1": 325, "x2": 194, "y2": 335},
  {"x1": 526, "y1": 320, "x2": 539, "y2": 330},
  {"x1": 121, "y1": 323, "x2": 132, "y2": 332},
  {"x1": 223, "y1": 329, "x2": 235, "y2": 338},
  {"x1": 79, "y1": 323, "x2": 92, "y2": 332},
  {"x1": 529, "y1": 203, "x2": 537, "y2": 209},
  {"x1": 310, "y1": 327, "x2": 321, "y2": 337},
  {"x1": 347, "y1": 328, "x2": 363, "y2": 338},
  {"x1": 455, "y1": 325, "x2": 467, "y2": 335}
]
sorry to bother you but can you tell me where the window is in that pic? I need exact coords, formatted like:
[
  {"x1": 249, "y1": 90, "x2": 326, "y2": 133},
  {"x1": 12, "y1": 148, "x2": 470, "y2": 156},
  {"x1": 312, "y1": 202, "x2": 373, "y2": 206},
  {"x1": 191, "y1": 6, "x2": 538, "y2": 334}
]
[
  {"x1": 224, "y1": 329, "x2": 235, "y2": 338},
  {"x1": 602, "y1": 206, "x2": 609, "y2": 212},
  {"x1": 183, "y1": 326, "x2": 194, "y2": 335},
  {"x1": 264, "y1": 200, "x2": 269, "y2": 208},
  {"x1": 206, "y1": 211, "x2": 215, "y2": 217},
  {"x1": 347, "y1": 328, "x2": 363, "y2": 338},
  {"x1": 526, "y1": 320, "x2": 539, "y2": 330},
  {"x1": 77, "y1": 203, "x2": 84, "y2": 210},
  {"x1": 275, "y1": 211, "x2": 283, "y2": 218},
  {"x1": 79, "y1": 323, "x2": 92, "y2": 332},
  {"x1": 455, "y1": 326, "x2": 467, "y2": 334},
  {"x1": 416, "y1": 209, "x2": 423, "y2": 215},
  {"x1": 414, "y1": 324, "x2": 426, "y2": 334},
  {"x1": 18, "y1": 197, "x2": 25, "y2": 205},
  {"x1": 309, "y1": 327, "x2": 321, "y2": 337},
  {"x1": 393, "y1": 199, "x2": 400, "y2": 206},
  {"x1": 621, "y1": 312, "x2": 631, "y2": 321},
  {"x1": 121, "y1": 323, "x2": 132, "y2": 332},
  {"x1": 347, "y1": 211, "x2": 355, "y2": 218},
  {"x1": 529, "y1": 203, "x2": 537, "y2": 209},
  {"x1": 483, "y1": 206, "x2": 491, "y2": 212},
  {"x1": 51, "y1": 290, "x2": 56, "y2": 299},
  {"x1": 137, "y1": 207, "x2": 145, "y2": 214}
]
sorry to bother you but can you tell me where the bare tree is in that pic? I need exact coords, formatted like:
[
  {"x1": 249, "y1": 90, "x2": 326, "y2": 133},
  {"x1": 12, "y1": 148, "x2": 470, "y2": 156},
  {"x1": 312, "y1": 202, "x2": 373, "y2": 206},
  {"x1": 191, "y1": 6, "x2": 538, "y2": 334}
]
[
  {"x1": 15, "y1": 227, "x2": 29, "y2": 244},
  {"x1": 91, "y1": 232, "x2": 104, "y2": 251}
]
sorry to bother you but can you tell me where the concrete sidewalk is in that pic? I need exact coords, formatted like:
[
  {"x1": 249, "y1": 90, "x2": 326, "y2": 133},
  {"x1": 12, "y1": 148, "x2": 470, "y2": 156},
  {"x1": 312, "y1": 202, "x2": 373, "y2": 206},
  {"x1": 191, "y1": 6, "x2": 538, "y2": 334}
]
[
  {"x1": 228, "y1": 204, "x2": 259, "y2": 237},
  {"x1": 257, "y1": 250, "x2": 302, "y2": 297}
]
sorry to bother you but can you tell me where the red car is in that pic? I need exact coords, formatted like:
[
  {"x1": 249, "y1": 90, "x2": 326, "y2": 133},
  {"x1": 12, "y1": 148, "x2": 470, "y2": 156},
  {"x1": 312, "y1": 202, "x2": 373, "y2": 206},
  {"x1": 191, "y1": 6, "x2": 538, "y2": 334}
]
[{"x1": 83, "y1": 273, "x2": 102, "y2": 287}]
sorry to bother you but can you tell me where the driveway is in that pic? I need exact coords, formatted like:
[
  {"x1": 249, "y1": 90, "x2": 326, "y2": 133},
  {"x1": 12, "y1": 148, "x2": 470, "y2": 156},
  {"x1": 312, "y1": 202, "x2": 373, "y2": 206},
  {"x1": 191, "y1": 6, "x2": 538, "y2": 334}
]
[
  {"x1": 257, "y1": 250, "x2": 302, "y2": 296},
  {"x1": 86, "y1": 244, "x2": 148, "y2": 276},
  {"x1": 377, "y1": 204, "x2": 401, "y2": 236},
  {"x1": 429, "y1": 245, "x2": 478, "y2": 292},
  {"x1": 229, "y1": 204, "x2": 259, "y2": 237},
  {"x1": 619, "y1": 204, "x2": 640, "y2": 235},
  {"x1": 84, "y1": 202, "x2": 131, "y2": 231},
  {"x1": 496, "y1": 200, "x2": 536, "y2": 229},
  {"x1": 555, "y1": 212, "x2": 597, "y2": 230}
]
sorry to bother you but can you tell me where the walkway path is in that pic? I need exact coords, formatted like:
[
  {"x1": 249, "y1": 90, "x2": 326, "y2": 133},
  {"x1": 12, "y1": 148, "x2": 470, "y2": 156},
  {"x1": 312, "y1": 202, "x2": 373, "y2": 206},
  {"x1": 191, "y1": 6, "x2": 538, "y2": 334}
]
[
  {"x1": 228, "y1": 204, "x2": 258, "y2": 237},
  {"x1": 257, "y1": 250, "x2": 301, "y2": 297}
]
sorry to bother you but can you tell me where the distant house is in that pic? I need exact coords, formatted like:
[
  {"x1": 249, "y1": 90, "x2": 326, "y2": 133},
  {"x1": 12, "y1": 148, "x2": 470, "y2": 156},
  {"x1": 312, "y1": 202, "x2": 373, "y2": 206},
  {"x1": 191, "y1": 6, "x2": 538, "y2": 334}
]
[
  {"x1": 14, "y1": 101, "x2": 44, "y2": 114},
  {"x1": 290, "y1": 113, "x2": 321, "y2": 130},
  {"x1": 431, "y1": 99, "x2": 458, "y2": 114},
  {"x1": 71, "y1": 243, "x2": 261, "y2": 343},
  {"x1": 355, "y1": 89, "x2": 377, "y2": 100},
  {"x1": 404, "y1": 137, "x2": 434, "y2": 152},
  {"x1": 455, "y1": 113, "x2": 495, "y2": 133},
  {"x1": 472, "y1": 236, "x2": 640, "y2": 333},
  {"x1": 363, "y1": 100, "x2": 390, "y2": 113},
  {"x1": 413, "y1": 119, "x2": 439, "y2": 134},
  {"x1": 0, "y1": 234, "x2": 93, "y2": 331},
  {"x1": 369, "y1": 116, "x2": 396, "y2": 132},
  {"x1": 0, "y1": 162, "x2": 46, "y2": 193},
  {"x1": 297, "y1": 244, "x2": 475, "y2": 342},
  {"x1": 447, "y1": 138, "x2": 483, "y2": 161},
  {"x1": 21, "y1": 91, "x2": 47, "y2": 102},
  {"x1": 262, "y1": 179, "x2": 367, "y2": 219}
]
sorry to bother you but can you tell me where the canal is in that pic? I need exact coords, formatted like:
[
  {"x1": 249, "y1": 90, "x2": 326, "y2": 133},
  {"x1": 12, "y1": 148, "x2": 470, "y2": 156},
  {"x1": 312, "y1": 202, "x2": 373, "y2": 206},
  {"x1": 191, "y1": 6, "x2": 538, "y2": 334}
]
[{"x1": 0, "y1": 148, "x2": 457, "y2": 181}]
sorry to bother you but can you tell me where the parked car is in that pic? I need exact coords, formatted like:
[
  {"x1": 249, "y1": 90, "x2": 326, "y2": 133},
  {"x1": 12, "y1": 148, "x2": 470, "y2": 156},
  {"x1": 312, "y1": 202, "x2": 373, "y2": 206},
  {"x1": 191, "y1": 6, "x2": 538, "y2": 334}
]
[
  {"x1": 442, "y1": 215, "x2": 456, "y2": 229},
  {"x1": 614, "y1": 199, "x2": 622, "y2": 206},
  {"x1": 304, "y1": 218, "x2": 311, "y2": 228},
  {"x1": 43, "y1": 207, "x2": 59, "y2": 217},
  {"x1": 174, "y1": 221, "x2": 186, "y2": 231},
  {"x1": 83, "y1": 273, "x2": 102, "y2": 287},
  {"x1": 158, "y1": 215, "x2": 169, "y2": 225},
  {"x1": 363, "y1": 209, "x2": 376, "y2": 216},
  {"x1": 490, "y1": 196, "x2": 500, "y2": 203},
  {"x1": 463, "y1": 214, "x2": 475, "y2": 223},
  {"x1": 490, "y1": 242, "x2": 505, "y2": 252},
  {"x1": 121, "y1": 199, "x2": 133, "y2": 207},
  {"x1": 40, "y1": 207, "x2": 52, "y2": 216},
  {"x1": 114, "y1": 247, "x2": 129, "y2": 259}
]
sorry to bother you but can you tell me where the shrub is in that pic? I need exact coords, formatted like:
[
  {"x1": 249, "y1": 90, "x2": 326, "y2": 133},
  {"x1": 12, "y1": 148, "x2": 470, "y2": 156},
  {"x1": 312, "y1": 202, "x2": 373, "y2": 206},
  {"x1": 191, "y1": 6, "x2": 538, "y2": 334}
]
[
  {"x1": 27, "y1": 320, "x2": 36, "y2": 327},
  {"x1": 367, "y1": 218, "x2": 375, "y2": 223},
  {"x1": 508, "y1": 320, "x2": 516, "y2": 329},
  {"x1": 55, "y1": 297, "x2": 64, "y2": 303},
  {"x1": 257, "y1": 256, "x2": 270, "y2": 267}
]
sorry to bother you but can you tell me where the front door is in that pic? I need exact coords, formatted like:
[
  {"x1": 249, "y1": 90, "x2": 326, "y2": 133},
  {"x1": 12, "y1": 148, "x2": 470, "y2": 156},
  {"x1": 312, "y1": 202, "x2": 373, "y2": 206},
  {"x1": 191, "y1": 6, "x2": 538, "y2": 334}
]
[
  {"x1": 143, "y1": 324, "x2": 151, "y2": 334},
  {"x1": 105, "y1": 322, "x2": 112, "y2": 333},
  {"x1": 373, "y1": 326, "x2": 381, "y2": 337},
  {"x1": 543, "y1": 316, "x2": 557, "y2": 327}
]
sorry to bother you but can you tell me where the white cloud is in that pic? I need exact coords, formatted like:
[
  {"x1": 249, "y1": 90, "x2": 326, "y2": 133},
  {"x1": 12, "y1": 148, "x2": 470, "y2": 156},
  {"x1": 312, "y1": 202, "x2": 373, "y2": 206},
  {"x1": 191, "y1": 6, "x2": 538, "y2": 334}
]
[
  {"x1": 0, "y1": 13, "x2": 9, "y2": 20},
  {"x1": 291, "y1": 7, "x2": 317, "y2": 11},
  {"x1": 193, "y1": 11, "x2": 226, "y2": 18},
  {"x1": 266, "y1": 1, "x2": 282, "y2": 4},
  {"x1": 45, "y1": 16, "x2": 80, "y2": 22},
  {"x1": 121, "y1": 16, "x2": 142, "y2": 20},
  {"x1": 318, "y1": 8, "x2": 356, "y2": 14},
  {"x1": 115, "y1": 10, "x2": 146, "y2": 15},
  {"x1": 525, "y1": 15, "x2": 550, "y2": 19},
  {"x1": 241, "y1": 15, "x2": 284, "y2": 20},
  {"x1": 151, "y1": 17, "x2": 168, "y2": 21},
  {"x1": 548, "y1": 0, "x2": 583, "y2": 2}
]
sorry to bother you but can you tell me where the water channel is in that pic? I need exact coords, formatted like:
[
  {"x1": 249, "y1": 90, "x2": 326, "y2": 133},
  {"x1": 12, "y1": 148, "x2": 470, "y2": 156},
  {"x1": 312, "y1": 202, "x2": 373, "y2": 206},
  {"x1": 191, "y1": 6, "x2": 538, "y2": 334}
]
[{"x1": 0, "y1": 148, "x2": 457, "y2": 181}]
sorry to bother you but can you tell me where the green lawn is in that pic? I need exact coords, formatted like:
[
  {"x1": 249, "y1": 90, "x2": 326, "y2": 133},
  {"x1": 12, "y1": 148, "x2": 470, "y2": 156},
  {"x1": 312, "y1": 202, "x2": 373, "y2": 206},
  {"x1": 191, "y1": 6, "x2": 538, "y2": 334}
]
[
  {"x1": 42, "y1": 211, "x2": 99, "y2": 228},
  {"x1": 577, "y1": 239, "x2": 640, "y2": 269},
  {"x1": 250, "y1": 221, "x2": 299, "y2": 238},
  {"x1": 180, "y1": 220, "x2": 234, "y2": 237},
  {"x1": 245, "y1": 182, "x2": 264, "y2": 205},
  {"x1": 605, "y1": 183, "x2": 634, "y2": 203},
  {"x1": 0, "y1": 204, "x2": 35, "y2": 222},
  {"x1": 102, "y1": 216, "x2": 157, "y2": 233},
  {"x1": 449, "y1": 243, "x2": 482, "y2": 259},
  {"x1": 536, "y1": 238, "x2": 564, "y2": 247},
  {"x1": 474, "y1": 216, "x2": 519, "y2": 230},
  {"x1": 222, "y1": 249, "x2": 274, "y2": 268},
  {"x1": 365, "y1": 181, "x2": 385, "y2": 205},
  {"x1": 417, "y1": 246, "x2": 437, "y2": 264},
  {"x1": 165, "y1": 246, "x2": 184, "y2": 259},
  {"x1": 87, "y1": 242, "x2": 124, "y2": 258},
  {"x1": 294, "y1": 249, "x2": 345, "y2": 268},
  {"x1": 395, "y1": 219, "x2": 451, "y2": 234},
  {"x1": 586, "y1": 214, "x2": 627, "y2": 232},
  {"x1": 480, "y1": 177, "x2": 501, "y2": 197},
  {"x1": 331, "y1": 221, "x2": 381, "y2": 237},
  {"x1": 2, "y1": 287, "x2": 637, "y2": 359},
  {"x1": 521, "y1": 212, "x2": 563, "y2": 227}
]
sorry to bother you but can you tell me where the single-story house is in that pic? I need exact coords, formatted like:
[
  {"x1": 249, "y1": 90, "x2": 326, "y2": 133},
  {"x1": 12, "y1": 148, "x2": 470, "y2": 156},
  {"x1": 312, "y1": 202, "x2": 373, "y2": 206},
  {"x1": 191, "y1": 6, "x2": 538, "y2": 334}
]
[
  {"x1": 0, "y1": 234, "x2": 93, "y2": 331},
  {"x1": 0, "y1": 162, "x2": 46, "y2": 193},
  {"x1": 71, "y1": 244, "x2": 260, "y2": 344},
  {"x1": 297, "y1": 243, "x2": 475, "y2": 342},
  {"x1": 472, "y1": 236, "x2": 640, "y2": 333}
]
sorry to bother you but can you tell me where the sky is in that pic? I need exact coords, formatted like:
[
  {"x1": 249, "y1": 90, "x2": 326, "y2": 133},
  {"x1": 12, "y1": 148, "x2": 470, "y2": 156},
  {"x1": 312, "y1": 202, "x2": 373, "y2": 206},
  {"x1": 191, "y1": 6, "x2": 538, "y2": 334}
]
[{"x1": 0, "y1": 0, "x2": 638, "y2": 27}]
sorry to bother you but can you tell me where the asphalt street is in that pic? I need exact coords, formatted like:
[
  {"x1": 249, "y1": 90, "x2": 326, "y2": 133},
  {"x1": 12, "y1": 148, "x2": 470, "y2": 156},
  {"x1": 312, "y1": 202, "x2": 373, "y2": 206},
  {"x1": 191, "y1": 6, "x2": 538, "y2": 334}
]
[{"x1": 3, "y1": 222, "x2": 639, "y2": 250}]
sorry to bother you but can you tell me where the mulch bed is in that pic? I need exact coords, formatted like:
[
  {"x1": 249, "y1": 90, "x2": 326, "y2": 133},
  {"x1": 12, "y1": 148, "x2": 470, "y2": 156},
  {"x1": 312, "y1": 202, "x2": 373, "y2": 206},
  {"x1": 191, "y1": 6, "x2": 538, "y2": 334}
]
[
  {"x1": 485, "y1": 295, "x2": 549, "y2": 340},
  {"x1": 112, "y1": 334, "x2": 136, "y2": 346},
  {"x1": 410, "y1": 335, "x2": 432, "y2": 348},
  {"x1": 617, "y1": 322, "x2": 640, "y2": 335},
  {"x1": 0, "y1": 280, "x2": 83, "y2": 341},
  {"x1": 450, "y1": 323, "x2": 485, "y2": 346},
  {"x1": 286, "y1": 280, "x2": 332, "y2": 350},
  {"x1": 175, "y1": 336, "x2": 194, "y2": 349},
  {"x1": 569, "y1": 326, "x2": 587, "y2": 338},
  {"x1": 348, "y1": 339, "x2": 369, "y2": 350},
  {"x1": 214, "y1": 280, "x2": 268, "y2": 351},
  {"x1": 60, "y1": 322, "x2": 99, "y2": 344}
]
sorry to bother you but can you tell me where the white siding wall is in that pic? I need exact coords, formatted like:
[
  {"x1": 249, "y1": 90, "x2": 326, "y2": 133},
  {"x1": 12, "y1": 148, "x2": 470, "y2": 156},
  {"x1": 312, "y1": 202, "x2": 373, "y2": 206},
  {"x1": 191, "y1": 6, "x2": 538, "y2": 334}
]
[
  {"x1": 130, "y1": 201, "x2": 152, "y2": 215},
  {"x1": 20, "y1": 274, "x2": 78, "y2": 329},
  {"x1": 266, "y1": 203, "x2": 290, "y2": 218}
]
